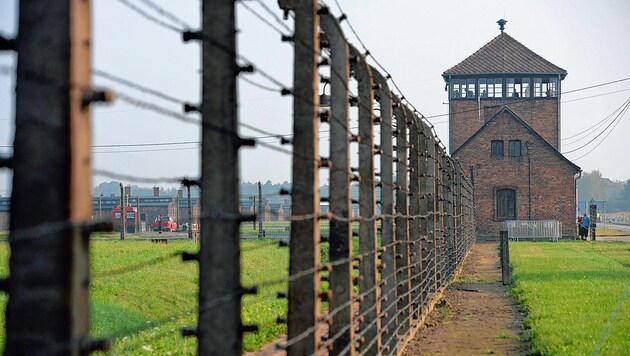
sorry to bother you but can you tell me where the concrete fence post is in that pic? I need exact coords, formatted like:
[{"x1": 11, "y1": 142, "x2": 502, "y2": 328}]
[
  {"x1": 7, "y1": 0, "x2": 100, "y2": 353},
  {"x1": 320, "y1": 10, "x2": 354, "y2": 354},
  {"x1": 418, "y1": 121, "x2": 431, "y2": 308},
  {"x1": 423, "y1": 123, "x2": 438, "y2": 299},
  {"x1": 393, "y1": 98, "x2": 410, "y2": 347},
  {"x1": 370, "y1": 65, "x2": 397, "y2": 355},
  {"x1": 350, "y1": 44, "x2": 380, "y2": 356},
  {"x1": 198, "y1": 0, "x2": 243, "y2": 354},
  {"x1": 286, "y1": 1, "x2": 322, "y2": 354},
  {"x1": 406, "y1": 113, "x2": 422, "y2": 320}
]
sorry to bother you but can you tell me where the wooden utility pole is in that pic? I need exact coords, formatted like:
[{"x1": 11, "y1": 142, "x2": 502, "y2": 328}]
[
  {"x1": 320, "y1": 10, "x2": 354, "y2": 354},
  {"x1": 120, "y1": 183, "x2": 125, "y2": 240},
  {"x1": 199, "y1": 0, "x2": 242, "y2": 354},
  {"x1": 284, "y1": 0, "x2": 321, "y2": 354},
  {"x1": 258, "y1": 181, "x2": 263, "y2": 237},
  {"x1": 7, "y1": 0, "x2": 101, "y2": 354},
  {"x1": 187, "y1": 185, "x2": 192, "y2": 239},
  {"x1": 136, "y1": 196, "x2": 140, "y2": 233}
]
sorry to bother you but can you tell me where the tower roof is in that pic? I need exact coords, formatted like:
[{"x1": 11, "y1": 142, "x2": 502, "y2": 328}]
[{"x1": 443, "y1": 32, "x2": 567, "y2": 80}]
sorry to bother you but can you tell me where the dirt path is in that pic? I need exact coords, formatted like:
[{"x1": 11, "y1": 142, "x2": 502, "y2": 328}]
[{"x1": 404, "y1": 242, "x2": 529, "y2": 355}]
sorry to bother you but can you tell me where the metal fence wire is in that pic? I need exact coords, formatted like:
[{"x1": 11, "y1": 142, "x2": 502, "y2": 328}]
[{"x1": 1, "y1": 0, "x2": 476, "y2": 355}]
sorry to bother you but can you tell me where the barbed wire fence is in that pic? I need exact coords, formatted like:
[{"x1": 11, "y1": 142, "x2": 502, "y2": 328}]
[{"x1": 0, "y1": 0, "x2": 476, "y2": 355}]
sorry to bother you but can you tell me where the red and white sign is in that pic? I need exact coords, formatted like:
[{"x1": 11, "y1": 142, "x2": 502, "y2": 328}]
[{"x1": 191, "y1": 223, "x2": 199, "y2": 231}]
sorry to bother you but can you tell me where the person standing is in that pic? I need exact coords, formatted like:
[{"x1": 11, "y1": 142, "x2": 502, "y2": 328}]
[{"x1": 580, "y1": 212, "x2": 590, "y2": 240}]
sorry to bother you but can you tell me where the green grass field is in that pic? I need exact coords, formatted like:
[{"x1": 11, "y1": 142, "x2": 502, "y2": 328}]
[
  {"x1": 2, "y1": 230, "x2": 629, "y2": 355},
  {"x1": 510, "y1": 241, "x2": 630, "y2": 355},
  {"x1": 0, "y1": 235, "x2": 289, "y2": 354}
]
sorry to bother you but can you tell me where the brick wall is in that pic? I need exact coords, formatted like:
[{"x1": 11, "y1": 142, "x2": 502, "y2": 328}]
[
  {"x1": 450, "y1": 98, "x2": 559, "y2": 154},
  {"x1": 454, "y1": 109, "x2": 579, "y2": 238}
]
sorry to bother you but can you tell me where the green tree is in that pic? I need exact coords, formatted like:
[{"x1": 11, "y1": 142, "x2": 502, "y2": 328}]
[
  {"x1": 611, "y1": 180, "x2": 630, "y2": 212},
  {"x1": 578, "y1": 170, "x2": 607, "y2": 202}
]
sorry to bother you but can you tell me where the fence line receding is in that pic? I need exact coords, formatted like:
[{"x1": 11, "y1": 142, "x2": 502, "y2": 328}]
[{"x1": 1, "y1": 1, "x2": 476, "y2": 355}]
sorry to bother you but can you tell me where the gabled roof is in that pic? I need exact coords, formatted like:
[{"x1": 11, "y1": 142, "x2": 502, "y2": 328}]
[
  {"x1": 452, "y1": 106, "x2": 580, "y2": 172},
  {"x1": 443, "y1": 32, "x2": 567, "y2": 80}
]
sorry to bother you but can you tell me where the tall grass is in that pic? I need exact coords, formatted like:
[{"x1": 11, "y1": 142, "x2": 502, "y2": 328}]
[{"x1": 510, "y1": 241, "x2": 630, "y2": 355}]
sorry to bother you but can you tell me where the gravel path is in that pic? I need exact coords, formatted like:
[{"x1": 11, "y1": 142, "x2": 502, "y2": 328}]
[{"x1": 404, "y1": 242, "x2": 529, "y2": 355}]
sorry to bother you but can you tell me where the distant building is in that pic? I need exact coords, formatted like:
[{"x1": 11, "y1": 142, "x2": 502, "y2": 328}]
[
  {"x1": 0, "y1": 197, "x2": 9, "y2": 231},
  {"x1": 443, "y1": 20, "x2": 581, "y2": 239},
  {"x1": 93, "y1": 195, "x2": 200, "y2": 231}
]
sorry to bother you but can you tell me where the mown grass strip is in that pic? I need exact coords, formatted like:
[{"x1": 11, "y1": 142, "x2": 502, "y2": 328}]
[
  {"x1": 510, "y1": 241, "x2": 630, "y2": 355},
  {"x1": 0, "y1": 236, "x2": 288, "y2": 354}
]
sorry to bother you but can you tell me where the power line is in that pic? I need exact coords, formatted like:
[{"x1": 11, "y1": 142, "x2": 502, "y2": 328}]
[
  {"x1": 93, "y1": 68, "x2": 189, "y2": 105},
  {"x1": 569, "y1": 100, "x2": 630, "y2": 161},
  {"x1": 562, "y1": 97, "x2": 628, "y2": 143},
  {"x1": 562, "y1": 97, "x2": 630, "y2": 155},
  {"x1": 136, "y1": 0, "x2": 193, "y2": 29},
  {"x1": 93, "y1": 141, "x2": 200, "y2": 148},
  {"x1": 238, "y1": 1, "x2": 290, "y2": 37},
  {"x1": 252, "y1": 0, "x2": 292, "y2": 33},
  {"x1": 93, "y1": 146, "x2": 198, "y2": 154},
  {"x1": 113, "y1": 0, "x2": 184, "y2": 33},
  {"x1": 562, "y1": 87, "x2": 630, "y2": 104},
  {"x1": 564, "y1": 77, "x2": 630, "y2": 95}
]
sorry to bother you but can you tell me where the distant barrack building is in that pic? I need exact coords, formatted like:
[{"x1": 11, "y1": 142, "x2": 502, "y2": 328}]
[
  {"x1": 443, "y1": 20, "x2": 581, "y2": 239},
  {"x1": 0, "y1": 183, "x2": 375, "y2": 231},
  {"x1": 0, "y1": 197, "x2": 9, "y2": 230}
]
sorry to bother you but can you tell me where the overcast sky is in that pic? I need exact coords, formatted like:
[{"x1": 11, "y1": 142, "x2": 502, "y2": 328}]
[{"x1": 1, "y1": 0, "x2": 629, "y2": 196}]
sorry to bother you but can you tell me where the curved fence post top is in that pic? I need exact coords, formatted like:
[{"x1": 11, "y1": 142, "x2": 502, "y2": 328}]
[
  {"x1": 369, "y1": 65, "x2": 391, "y2": 96},
  {"x1": 349, "y1": 44, "x2": 373, "y2": 81},
  {"x1": 319, "y1": 9, "x2": 347, "y2": 42}
]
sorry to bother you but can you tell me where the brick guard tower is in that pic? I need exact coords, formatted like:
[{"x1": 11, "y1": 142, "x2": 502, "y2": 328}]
[{"x1": 443, "y1": 19, "x2": 581, "y2": 239}]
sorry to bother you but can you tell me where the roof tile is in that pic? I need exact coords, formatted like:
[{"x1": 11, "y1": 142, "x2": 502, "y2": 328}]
[{"x1": 443, "y1": 33, "x2": 567, "y2": 78}]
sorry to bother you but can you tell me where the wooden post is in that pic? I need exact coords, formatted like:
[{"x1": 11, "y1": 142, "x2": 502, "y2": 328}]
[
  {"x1": 8, "y1": 0, "x2": 95, "y2": 354},
  {"x1": 320, "y1": 11, "x2": 354, "y2": 355},
  {"x1": 394, "y1": 98, "x2": 410, "y2": 344},
  {"x1": 287, "y1": 1, "x2": 321, "y2": 354},
  {"x1": 136, "y1": 196, "x2": 140, "y2": 233},
  {"x1": 119, "y1": 183, "x2": 125, "y2": 240},
  {"x1": 199, "y1": 0, "x2": 242, "y2": 354},
  {"x1": 370, "y1": 65, "x2": 397, "y2": 355},
  {"x1": 589, "y1": 203, "x2": 597, "y2": 241},
  {"x1": 187, "y1": 185, "x2": 193, "y2": 239},
  {"x1": 258, "y1": 181, "x2": 263, "y2": 238},
  {"x1": 500, "y1": 230, "x2": 511, "y2": 285},
  {"x1": 350, "y1": 44, "x2": 380, "y2": 355}
]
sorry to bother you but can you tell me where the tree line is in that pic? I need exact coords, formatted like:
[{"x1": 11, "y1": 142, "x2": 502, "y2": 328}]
[{"x1": 578, "y1": 170, "x2": 630, "y2": 212}]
